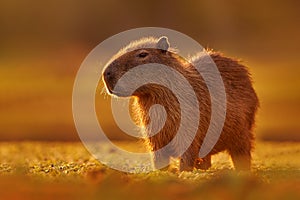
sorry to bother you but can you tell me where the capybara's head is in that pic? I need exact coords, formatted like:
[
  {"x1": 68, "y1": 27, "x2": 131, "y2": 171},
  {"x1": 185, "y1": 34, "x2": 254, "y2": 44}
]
[{"x1": 102, "y1": 36, "x2": 177, "y2": 97}]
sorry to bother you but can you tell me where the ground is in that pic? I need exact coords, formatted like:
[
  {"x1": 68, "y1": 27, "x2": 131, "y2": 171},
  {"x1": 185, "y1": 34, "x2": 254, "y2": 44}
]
[{"x1": 0, "y1": 141, "x2": 299, "y2": 199}]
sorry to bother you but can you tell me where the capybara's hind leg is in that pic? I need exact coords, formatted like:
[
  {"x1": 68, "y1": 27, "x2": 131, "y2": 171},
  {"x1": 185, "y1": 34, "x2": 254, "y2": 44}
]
[
  {"x1": 230, "y1": 152, "x2": 251, "y2": 170},
  {"x1": 229, "y1": 138, "x2": 252, "y2": 170},
  {"x1": 195, "y1": 155, "x2": 211, "y2": 170}
]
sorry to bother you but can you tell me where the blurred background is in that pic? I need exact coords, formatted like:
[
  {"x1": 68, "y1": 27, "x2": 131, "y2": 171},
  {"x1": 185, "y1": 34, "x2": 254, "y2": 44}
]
[{"x1": 0, "y1": 0, "x2": 299, "y2": 141}]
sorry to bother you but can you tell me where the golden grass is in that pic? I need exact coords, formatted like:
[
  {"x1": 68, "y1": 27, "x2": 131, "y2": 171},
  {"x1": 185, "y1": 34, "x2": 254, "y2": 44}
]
[{"x1": 0, "y1": 141, "x2": 299, "y2": 199}]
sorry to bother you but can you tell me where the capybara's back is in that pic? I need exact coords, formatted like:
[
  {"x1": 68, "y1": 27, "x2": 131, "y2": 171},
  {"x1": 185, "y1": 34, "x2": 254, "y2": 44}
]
[{"x1": 102, "y1": 36, "x2": 259, "y2": 171}]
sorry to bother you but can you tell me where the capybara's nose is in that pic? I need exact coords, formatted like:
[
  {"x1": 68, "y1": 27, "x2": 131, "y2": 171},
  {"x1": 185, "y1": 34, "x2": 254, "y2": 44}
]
[{"x1": 103, "y1": 68, "x2": 112, "y2": 80}]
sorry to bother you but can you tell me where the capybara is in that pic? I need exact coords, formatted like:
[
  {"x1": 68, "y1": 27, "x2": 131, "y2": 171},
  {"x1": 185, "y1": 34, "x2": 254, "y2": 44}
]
[{"x1": 102, "y1": 36, "x2": 259, "y2": 171}]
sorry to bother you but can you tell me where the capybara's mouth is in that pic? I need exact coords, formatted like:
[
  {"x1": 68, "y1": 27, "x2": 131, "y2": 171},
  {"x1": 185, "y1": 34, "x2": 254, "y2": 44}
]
[
  {"x1": 105, "y1": 84, "x2": 115, "y2": 95},
  {"x1": 103, "y1": 80, "x2": 128, "y2": 97}
]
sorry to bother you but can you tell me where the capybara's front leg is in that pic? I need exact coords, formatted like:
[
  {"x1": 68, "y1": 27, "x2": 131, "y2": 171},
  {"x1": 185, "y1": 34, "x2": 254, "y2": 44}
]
[
  {"x1": 151, "y1": 149, "x2": 171, "y2": 170},
  {"x1": 179, "y1": 157, "x2": 194, "y2": 171},
  {"x1": 179, "y1": 149, "x2": 198, "y2": 171}
]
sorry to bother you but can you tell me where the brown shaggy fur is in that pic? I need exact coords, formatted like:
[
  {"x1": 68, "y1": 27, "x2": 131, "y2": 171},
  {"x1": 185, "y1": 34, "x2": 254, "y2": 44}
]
[{"x1": 102, "y1": 37, "x2": 259, "y2": 171}]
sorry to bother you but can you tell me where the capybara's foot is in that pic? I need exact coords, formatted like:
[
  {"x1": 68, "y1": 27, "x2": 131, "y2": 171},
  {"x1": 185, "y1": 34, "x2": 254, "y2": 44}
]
[{"x1": 195, "y1": 156, "x2": 211, "y2": 170}]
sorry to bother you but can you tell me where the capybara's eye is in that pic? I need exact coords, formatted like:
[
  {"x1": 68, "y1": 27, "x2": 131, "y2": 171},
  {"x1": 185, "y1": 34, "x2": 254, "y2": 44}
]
[{"x1": 137, "y1": 52, "x2": 149, "y2": 58}]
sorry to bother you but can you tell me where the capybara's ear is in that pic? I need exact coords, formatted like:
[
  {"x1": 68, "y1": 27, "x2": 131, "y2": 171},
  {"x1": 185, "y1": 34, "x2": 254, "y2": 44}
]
[{"x1": 156, "y1": 36, "x2": 170, "y2": 52}]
